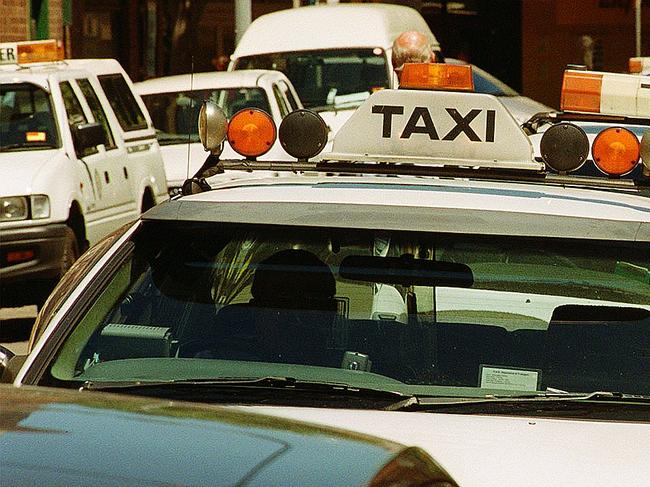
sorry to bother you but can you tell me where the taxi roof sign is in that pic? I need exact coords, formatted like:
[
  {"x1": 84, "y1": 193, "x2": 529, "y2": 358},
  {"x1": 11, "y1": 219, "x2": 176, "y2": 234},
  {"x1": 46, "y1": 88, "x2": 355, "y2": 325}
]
[
  {"x1": 0, "y1": 40, "x2": 64, "y2": 65},
  {"x1": 399, "y1": 63, "x2": 474, "y2": 91},
  {"x1": 324, "y1": 88, "x2": 540, "y2": 171},
  {"x1": 561, "y1": 69, "x2": 650, "y2": 119}
]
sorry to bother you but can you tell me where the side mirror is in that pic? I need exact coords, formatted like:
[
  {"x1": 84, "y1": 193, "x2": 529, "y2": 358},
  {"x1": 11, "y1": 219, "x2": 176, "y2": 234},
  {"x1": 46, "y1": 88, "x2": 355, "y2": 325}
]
[
  {"x1": 0, "y1": 345, "x2": 15, "y2": 382},
  {"x1": 73, "y1": 122, "x2": 107, "y2": 152}
]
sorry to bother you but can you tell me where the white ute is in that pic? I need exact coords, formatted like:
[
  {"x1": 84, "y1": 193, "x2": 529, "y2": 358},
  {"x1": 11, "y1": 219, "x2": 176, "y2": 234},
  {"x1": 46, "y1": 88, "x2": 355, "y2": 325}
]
[{"x1": 0, "y1": 40, "x2": 167, "y2": 306}]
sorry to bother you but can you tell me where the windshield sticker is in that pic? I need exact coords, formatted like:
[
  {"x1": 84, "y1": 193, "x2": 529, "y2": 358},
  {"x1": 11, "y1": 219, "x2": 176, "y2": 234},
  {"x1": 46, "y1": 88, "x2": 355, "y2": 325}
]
[
  {"x1": 26, "y1": 131, "x2": 47, "y2": 142},
  {"x1": 479, "y1": 365, "x2": 541, "y2": 392}
]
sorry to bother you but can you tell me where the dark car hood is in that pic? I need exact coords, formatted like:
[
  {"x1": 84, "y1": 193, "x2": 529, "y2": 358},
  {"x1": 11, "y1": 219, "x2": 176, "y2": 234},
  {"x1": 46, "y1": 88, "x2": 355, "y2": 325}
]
[{"x1": 0, "y1": 386, "x2": 399, "y2": 487}]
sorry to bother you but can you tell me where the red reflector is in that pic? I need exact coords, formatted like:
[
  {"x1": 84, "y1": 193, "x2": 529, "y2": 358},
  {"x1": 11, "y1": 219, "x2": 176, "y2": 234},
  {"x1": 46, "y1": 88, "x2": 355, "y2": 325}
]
[{"x1": 6, "y1": 250, "x2": 35, "y2": 264}]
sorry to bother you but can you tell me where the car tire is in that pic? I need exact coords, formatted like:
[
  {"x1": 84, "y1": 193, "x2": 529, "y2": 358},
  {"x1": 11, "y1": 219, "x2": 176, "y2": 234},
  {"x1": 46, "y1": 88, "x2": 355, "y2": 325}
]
[{"x1": 60, "y1": 226, "x2": 80, "y2": 277}]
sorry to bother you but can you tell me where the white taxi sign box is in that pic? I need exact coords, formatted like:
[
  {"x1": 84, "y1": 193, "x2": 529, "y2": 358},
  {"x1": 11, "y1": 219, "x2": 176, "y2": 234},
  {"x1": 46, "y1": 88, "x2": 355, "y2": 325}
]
[{"x1": 325, "y1": 89, "x2": 540, "y2": 171}]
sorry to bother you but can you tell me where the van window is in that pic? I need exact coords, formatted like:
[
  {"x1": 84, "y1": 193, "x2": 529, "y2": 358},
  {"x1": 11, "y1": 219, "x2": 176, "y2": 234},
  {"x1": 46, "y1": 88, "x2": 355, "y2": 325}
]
[
  {"x1": 277, "y1": 80, "x2": 300, "y2": 111},
  {"x1": 60, "y1": 81, "x2": 96, "y2": 157},
  {"x1": 97, "y1": 73, "x2": 148, "y2": 132},
  {"x1": 235, "y1": 48, "x2": 389, "y2": 110},
  {"x1": 77, "y1": 78, "x2": 116, "y2": 150}
]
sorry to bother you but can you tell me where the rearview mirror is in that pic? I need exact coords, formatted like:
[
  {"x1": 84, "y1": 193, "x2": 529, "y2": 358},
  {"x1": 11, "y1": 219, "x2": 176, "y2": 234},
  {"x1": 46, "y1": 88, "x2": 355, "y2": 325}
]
[{"x1": 339, "y1": 255, "x2": 474, "y2": 287}]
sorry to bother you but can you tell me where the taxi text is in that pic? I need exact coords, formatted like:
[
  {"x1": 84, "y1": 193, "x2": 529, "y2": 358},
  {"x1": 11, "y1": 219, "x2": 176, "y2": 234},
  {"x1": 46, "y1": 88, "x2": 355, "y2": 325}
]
[{"x1": 372, "y1": 105, "x2": 496, "y2": 142}]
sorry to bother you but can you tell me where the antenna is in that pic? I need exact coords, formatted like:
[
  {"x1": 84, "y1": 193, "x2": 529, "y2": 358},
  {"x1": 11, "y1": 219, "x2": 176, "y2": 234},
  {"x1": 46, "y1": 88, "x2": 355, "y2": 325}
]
[{"x1": 186, "y1": 55, "x2": 195, "y2": 181}]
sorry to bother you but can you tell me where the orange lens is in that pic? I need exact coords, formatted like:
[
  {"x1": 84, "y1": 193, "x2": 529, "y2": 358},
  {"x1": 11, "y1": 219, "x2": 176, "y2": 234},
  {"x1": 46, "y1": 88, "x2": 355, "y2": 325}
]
[
  {"x1": 399, "y1": 63, "x2": 474, "y2": 91},
  {"x1": 6, "y1": 250, "x2": 35, "y2": 264},
  {"x1": 592, "y1": 127, "x2": 640, "y2": 176},
  {"x1": 17, "y1": 40, "x2": 64, "y2": 64},
  {"x1": 630, "y1": 58, "x2": 643, "y2": 73},
  {"x1": 26, "y1": 131, "x2": 46, "y2": 142},
  {"x1": 561, "y1": 71, "x2": 602, "y2": 113},
  {"x1": 227, "y1": 108, "x2": 276, "y2": 158}
]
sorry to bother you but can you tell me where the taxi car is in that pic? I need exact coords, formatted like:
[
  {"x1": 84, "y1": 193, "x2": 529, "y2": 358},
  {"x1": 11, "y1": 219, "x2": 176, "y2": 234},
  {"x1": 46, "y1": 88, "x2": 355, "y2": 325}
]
[
  {"x1": 0, "y1": 40, "x2": 168, "y2": 307},
  {"x1": 0, "y1": 385, "x2": 456, "y2": 486},
  {"x1": 135, "y1": 70, "x2": 303, "y2": 191},
  {"x1": 4, "y1": 63, "x2": 650, "y2": 487}
]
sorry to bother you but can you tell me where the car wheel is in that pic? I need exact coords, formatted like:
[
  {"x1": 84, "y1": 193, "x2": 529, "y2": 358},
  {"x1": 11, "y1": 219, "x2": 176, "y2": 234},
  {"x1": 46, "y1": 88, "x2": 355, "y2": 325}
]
[{"x1": 60, "y1": 226, "x2": 80, "y2": 277}]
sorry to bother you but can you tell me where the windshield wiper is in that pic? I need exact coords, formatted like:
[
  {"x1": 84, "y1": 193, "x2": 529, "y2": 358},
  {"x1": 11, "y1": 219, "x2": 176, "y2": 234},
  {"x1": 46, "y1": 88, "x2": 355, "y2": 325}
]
[
  {"x1": 0, "y1": 142, "x2": 58, "y2": 151},
  {"x1": 388, "y1": 390, "x2": 650, "y2": 413},
  {"x1": 80, "y1": 376, "x2": 412, "y2": 403}
]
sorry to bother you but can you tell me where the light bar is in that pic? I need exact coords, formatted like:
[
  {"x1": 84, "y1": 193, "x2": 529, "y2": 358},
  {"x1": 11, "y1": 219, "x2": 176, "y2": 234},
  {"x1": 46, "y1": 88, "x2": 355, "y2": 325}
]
[
  {"x1": 0, "y1": 40, "x2": 64, "y2": 65},
  {"x1": 629, "y1": 57, "x2": 650, "y2": 74},
  {"x1": 399, "y1": 63, "x2": 474, "y2": 92},
  {"x1": 561, "y1": 69, "x2": 650, "y2": 119}
]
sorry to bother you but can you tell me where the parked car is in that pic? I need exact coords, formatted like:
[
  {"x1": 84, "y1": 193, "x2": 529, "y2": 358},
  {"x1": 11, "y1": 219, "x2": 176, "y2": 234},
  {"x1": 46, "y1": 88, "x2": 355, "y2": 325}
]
[
  {"x1": 446, "y1": 58, "x2": 554, "y2": 124},
  {"x1": 0, "y1": 40, "x2": 168, "y2": 307},
  {"x1": 5, "y1": 65, "x2": 650, "y2": 487},
  {"x1": 0, "y1": 384, "x2": 457, "y2": 486},
  {"x1": 135, "y1": 70, "x2": 303, "y2": 191}
]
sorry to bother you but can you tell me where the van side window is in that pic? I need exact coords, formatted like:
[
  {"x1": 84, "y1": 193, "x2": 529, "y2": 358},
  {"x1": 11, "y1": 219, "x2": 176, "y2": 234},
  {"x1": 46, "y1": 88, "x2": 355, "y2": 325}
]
[
  {"x1": 77, "y1": 78, "x2": 116, "y2": 150},
  {"x1": 97, "y1": 73, "x2": 147, "y2": 132},
  {"x1": 278, "y1": 81, "x2": 299, "y2": 111},
  {"x1": 60, "y1": 81, "x2": 96, "y2": 157},
  {"x1": 272, "y1": 84, "x2": 290, "y2": 118}
]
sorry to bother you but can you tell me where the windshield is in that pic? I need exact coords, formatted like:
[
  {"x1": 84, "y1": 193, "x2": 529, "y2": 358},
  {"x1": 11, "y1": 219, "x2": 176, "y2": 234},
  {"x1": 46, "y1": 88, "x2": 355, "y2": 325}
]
[
  {"x1": 0, "y1": 83, "x2": 60, "y2": 151},
  {"x1": 141, "y1": 88, "x2": 271, "y2": 145},
  {"x1": 234, "y1": 49, "x2": 389, "y2": 110},
  {"x1": 46, "y1": 222, "x2": 650, "y2": 398}
]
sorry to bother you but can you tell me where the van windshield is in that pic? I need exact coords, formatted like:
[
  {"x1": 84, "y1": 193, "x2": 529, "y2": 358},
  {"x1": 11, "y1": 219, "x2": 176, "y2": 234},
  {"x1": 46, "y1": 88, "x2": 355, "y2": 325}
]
[
  {"x1": 0, "y1": 83, "x2": 60, "y2": 151},
  {"x1": 234, "y1": 49, "x2": 389, "y2": 110}
]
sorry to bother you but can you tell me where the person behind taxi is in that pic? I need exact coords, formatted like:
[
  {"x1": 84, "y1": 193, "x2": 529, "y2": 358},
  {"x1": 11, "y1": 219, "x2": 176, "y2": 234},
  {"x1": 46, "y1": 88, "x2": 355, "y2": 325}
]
[{"x1": 391, "y1": 30, "x2": 438, "y2": 83}]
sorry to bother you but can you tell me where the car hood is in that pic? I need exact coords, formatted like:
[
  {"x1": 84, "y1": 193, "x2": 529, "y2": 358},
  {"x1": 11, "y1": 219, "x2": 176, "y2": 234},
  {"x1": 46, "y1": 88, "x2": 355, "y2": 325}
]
[
  {"x1": 0, "y1": 386, "x2": 401, "y2": 487},
  {"x1": 239, "y1": 405, "x2": 650, "y2": 487},
  {"x1": 0, "y1": 149, "x2": 60, "y2": 196},
  {"x1": 498, "y1": 96, "x2": 554, "y2": 124}
]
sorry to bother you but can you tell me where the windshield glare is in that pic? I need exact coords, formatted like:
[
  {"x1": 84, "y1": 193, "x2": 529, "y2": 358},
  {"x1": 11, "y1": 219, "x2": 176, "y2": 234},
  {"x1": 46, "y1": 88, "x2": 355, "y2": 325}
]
[
  {"x1": 0, "y1": 83, "x2": 60, "y2": 151},
  {"x1": 234, "y1": 49, "x2": 389, "y2": 109},
  {"x1": 47, "y1": 223, "x2": 650, "y2": 398},
  {"x1": 141, "y1": 88, "x2": 271, "y2": 145}
]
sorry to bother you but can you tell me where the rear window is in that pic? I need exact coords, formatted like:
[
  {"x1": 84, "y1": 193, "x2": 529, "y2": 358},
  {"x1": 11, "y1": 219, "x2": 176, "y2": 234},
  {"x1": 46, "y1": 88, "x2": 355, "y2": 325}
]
[{"x1": 98, "y1": 73, "x2": 148, "y2": 132}]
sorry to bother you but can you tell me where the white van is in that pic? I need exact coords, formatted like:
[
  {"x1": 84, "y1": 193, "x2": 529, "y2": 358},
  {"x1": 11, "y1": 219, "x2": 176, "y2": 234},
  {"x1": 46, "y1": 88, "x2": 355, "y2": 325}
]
[
  {"x1": 0, "y1": 40, "x2": 168, "y2": 307},
  {"x1": 230, "y1": 3, "x2": 439, "y2": 136}
]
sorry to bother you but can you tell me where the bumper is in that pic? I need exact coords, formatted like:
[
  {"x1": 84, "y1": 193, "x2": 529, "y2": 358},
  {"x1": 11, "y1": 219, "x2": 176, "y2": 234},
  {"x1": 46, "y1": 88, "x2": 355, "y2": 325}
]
[{"x1": 0, "y1": 223, "x2": 69, "y2": 306}]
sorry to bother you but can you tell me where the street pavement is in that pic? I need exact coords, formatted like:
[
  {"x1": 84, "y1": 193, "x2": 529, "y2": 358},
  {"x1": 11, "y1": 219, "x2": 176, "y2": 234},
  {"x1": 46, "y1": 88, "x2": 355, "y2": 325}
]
[{"x1": 0, "y1": 306, "x2": 36, "y2": 355}]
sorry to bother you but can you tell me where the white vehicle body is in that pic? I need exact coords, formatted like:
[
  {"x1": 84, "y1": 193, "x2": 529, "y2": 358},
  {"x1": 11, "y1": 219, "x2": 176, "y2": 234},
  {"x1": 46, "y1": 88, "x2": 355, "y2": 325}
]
[
  {"x1": 0, "y1": 54, "x2": 168, "y2": 306},
  {"x1": 230, "y1": 3, "x2": 439, "y2": 141},
  {"x1": 135, "y1": 70, "x2": 303, "y2": 190},
  {"x1": 8, "y1": 82, "x2": 650, "y2": 487}
]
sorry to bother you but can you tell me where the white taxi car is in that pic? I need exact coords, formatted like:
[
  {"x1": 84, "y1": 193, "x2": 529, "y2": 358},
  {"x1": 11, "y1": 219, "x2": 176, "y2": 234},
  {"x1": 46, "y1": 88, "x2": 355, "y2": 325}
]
[
  {"x1": 0, "y1": 40, "x2": 168, "y2": 307},
  {"x1": 135, "y1": 70, "x2": 303, "y2": 191},
  {"x1": 5, "y1": 63, "x2": 650, "y2": 487}
]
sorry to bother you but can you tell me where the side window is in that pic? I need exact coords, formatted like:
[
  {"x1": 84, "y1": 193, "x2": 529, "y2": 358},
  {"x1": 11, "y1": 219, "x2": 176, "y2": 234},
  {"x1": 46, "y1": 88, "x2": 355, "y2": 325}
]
[
  {"x1": 272, "y1": 84, "x2": 290, "y2": 118},
  {"x1": 278, "y1": 81, "x2": 300, "y2": 111},
  {"x1": 77, "y1": 78, "x2": 116, "y2": 150},
  {"x1": 60, "y1": 81, "x2": 96, "y2": 157},
  {"x1": 97, "y1": 73, "x2": 147, "y2": 132}
]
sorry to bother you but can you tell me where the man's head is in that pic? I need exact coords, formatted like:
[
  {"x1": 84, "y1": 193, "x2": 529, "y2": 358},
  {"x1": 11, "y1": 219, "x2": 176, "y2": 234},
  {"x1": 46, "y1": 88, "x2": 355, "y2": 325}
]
[{"x1": 391, "y1": 30, "x2": 436, "y2": 80}]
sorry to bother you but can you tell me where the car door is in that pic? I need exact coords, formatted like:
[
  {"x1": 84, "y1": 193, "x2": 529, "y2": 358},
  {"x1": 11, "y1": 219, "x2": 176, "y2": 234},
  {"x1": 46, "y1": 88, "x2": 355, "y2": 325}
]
[
  {"x1": 75, "y1": 77, "x2": 136, "y2": 227},
  {"x1": 56, "y1": 78, "x2": 109, "y2": 241}
]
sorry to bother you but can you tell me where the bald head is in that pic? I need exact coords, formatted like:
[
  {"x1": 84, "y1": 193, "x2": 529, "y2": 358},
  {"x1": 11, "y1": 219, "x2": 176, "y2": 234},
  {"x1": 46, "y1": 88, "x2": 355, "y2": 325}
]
[{"x1": 391, "y1": 30, "x2": 436, "y2": 79}]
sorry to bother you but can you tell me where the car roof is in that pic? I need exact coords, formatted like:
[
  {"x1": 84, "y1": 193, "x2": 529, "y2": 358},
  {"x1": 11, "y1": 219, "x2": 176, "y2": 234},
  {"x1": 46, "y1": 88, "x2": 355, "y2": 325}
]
[
  {"x1": 134, "y1": 69, "x2": 287, "y2": 95},
  {"x1": 146, "y1": 175, "x2": 650, "y2": 241},
  {"x1": 232, "y1": 3, "x2": 438, "y2": 58}
]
